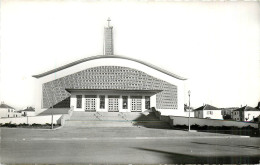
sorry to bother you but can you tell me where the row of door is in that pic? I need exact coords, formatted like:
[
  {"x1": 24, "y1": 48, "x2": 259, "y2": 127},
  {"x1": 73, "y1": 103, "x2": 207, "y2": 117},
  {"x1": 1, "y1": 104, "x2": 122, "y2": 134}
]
[{"x1": 85, "y1": 96, "x2": 142, "y2": 112}]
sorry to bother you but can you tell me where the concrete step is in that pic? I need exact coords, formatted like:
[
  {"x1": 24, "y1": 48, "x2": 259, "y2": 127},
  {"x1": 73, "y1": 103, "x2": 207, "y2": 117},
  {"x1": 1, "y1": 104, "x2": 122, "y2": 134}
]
[
  {"x1": 71, "y1": 111, "x2": 149, "y2": 117},
  {"x1": 70, "y1": 114, "x2": 159, "y2": 121},
  {"x1": 65, "y1": 120, "x2": 135, "y2": 127},
  {"x1": 71, "y1": 112, "x2": 97, "y2": 117},
  {"x1": 70, "y1": 116, "x2": 124, "y2": 121},
  {"x1": 64, "y1": 111, "x2": 168, "y2": 128},
  {"x1": 64, "y1": 120, "x2": 170, "y2": 128}
]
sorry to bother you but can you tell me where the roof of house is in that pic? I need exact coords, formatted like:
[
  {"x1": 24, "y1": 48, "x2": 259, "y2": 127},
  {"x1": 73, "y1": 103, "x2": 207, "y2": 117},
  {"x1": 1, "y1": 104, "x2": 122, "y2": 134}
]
[
  {"x1": 220, "y1": 107, "x2": 239, "y2": 110},
  {"x1": 32, "y1": 55, "x2": 187, "y2": 80},
  {"x1": 194, "y1": 104, "x2": 220, "y2": 111},
  {"x1": 18, "y1": 107, "x2": 35, "y2": 112},
  {"x1": 234, "y1": 106, "x2": 260, "y2": 112},
  {"x1": 0, "y1": 103, "x2": 15, "y2": 109},
  {"x1": 255, "y1": 102, "x2": 260, "y2": 109}
]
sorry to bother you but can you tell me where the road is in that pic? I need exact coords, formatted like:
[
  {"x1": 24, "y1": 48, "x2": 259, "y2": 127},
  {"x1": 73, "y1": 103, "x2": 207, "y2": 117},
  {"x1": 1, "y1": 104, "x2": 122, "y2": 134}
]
[{"x1": 1, "y1": 127, "x2": 260, "y2": 164}]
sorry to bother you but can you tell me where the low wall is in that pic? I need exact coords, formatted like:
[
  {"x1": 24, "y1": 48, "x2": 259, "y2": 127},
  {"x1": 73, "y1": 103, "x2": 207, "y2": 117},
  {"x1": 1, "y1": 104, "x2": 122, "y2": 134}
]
[
  {"x1": 60, "y1": 106, "x2": 74, "y2": 126},
  {"x1": 183, "y1": 111, "x2": 195, "y2": 118},
  {"x1": 0, "y1": 115, "x2": 62, "y2": 125},
  {"x1": 170, "y1": 116, "x2": 258, "y2": 128},
  {"x1": 151, "y1": 107, "x2": 258, "y2": 129}
]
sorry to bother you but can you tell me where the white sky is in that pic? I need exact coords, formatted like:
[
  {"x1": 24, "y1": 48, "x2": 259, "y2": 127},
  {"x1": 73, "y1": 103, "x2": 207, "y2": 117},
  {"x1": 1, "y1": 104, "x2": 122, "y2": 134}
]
[{"x1": 0, "y1": 0, "x2": 259, "y2": 110}]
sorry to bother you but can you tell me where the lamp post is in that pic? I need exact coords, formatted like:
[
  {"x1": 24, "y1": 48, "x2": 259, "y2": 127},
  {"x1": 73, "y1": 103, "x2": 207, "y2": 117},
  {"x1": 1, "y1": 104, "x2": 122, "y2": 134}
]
[{"x1": 188, "y1": 90, "x2": 191, "y2": 131}]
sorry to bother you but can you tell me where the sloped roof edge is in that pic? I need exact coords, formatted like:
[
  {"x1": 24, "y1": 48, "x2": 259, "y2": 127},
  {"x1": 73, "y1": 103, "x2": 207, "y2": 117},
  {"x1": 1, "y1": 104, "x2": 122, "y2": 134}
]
[
  {"x1": 234, "y1": 106, "x2": 260, "y2": 112},
  {"x1": 0, "y1": 103, "x2": 15, "y2": 109},
  {"x1": 32, "y1": 55, "x2": 187, "y2": 80},
  {"x1": 194, "y1": 104, "x2": 219, "y2": 111}
]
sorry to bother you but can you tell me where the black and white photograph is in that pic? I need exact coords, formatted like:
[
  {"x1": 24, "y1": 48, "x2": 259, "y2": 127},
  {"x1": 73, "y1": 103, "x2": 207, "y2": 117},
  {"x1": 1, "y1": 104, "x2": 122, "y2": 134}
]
[{"x1": 0, "y1": 0, "x2": 259, "y2": 164}]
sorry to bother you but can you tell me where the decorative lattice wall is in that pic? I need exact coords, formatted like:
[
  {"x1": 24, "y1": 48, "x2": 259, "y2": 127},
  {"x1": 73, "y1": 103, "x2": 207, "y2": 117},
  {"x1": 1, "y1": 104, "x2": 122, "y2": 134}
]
[{"x1": 42, "y1": 66, "x2": 178, "y2": 109}]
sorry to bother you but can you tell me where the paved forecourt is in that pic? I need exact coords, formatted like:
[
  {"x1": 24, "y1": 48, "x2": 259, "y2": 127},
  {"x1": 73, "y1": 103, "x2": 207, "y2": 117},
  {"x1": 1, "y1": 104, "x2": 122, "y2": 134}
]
[{"x1": 1, "y1": 127, "x2": 260, "y2": 164}]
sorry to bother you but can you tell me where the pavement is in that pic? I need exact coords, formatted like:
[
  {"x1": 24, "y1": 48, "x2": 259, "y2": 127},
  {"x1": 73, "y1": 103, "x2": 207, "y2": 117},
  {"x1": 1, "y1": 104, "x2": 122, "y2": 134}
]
[{"x1": 1, "y1": 127, "x2": 260, "y2": 164}]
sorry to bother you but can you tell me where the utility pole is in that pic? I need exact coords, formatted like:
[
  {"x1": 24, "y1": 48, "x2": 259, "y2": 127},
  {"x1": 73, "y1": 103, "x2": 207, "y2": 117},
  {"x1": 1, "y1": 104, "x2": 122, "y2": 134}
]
[{"x1": 188, "y1": 90, "x2": 191, "y2": 132}]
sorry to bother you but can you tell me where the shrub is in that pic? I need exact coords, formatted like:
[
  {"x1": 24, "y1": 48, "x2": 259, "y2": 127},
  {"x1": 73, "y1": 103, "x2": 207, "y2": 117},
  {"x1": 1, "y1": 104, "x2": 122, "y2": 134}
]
[
  {"x1": 31, "y1": 123, "x2": 42, "y2": 127},
  {"x1": 19, "y1": 123, "x2": 29, "y2": 126},
  {"x1": 2, "y1": 122, "x2": 17, "y2": 127}
]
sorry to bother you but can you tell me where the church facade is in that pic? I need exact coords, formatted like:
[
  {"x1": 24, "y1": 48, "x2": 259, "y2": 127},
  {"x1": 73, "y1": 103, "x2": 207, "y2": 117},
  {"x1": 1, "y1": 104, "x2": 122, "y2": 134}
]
[{"x1": 33, "y1": 19, "x2": 187, "y2": 116}]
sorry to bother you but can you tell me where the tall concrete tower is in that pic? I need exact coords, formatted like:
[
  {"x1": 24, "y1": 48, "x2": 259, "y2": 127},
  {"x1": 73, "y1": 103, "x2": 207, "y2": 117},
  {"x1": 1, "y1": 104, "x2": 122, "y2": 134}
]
[{"x1": 103, "y1": 18, "x2": 114, "y2": 55}]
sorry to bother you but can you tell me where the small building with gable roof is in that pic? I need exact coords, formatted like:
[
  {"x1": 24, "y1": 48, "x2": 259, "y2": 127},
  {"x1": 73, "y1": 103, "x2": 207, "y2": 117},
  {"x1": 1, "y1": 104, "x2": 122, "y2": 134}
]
[
  {"x1": 232, "y1": 106, "x2": 260, "y2": 122},
  {"x1": 0, "y1": 102, "x2": 21, "y2": 118},
  {"x1": 194, "y1": 104, "x2": 223, "y2": 120}
]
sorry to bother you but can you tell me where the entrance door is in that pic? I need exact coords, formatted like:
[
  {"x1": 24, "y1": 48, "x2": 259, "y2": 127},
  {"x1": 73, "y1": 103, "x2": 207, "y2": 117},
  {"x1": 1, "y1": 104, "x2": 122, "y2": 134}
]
[
  {"x1": 85, "y1": 95, "x2": 96, "y2": 112},
  {"x1": 108, "y1": 96, "x2": 119, "y2": 112},
  {"x1": 131, "y1": 96, "x2": 142, "y2": 112}
]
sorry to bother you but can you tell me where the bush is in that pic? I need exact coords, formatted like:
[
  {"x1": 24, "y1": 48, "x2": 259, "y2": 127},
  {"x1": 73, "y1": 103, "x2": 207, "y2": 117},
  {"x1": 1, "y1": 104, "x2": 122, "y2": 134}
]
[
  {"x1": 19, "y1": 123, "x2": 29, "y2": 126},
  {"x1": 31, "y1": 123, "x2": 42, "y2": 127},
  {"x1": 2, "y1": 122, "x2": 17, "y2": 127}
]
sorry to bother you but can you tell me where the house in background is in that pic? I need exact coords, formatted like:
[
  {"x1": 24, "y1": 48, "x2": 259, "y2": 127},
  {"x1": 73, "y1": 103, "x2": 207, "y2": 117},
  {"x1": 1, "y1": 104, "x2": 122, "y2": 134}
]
[
  {"x1": 0, "y1": 102, "x2": 21, "y2": 118},
  {"x1": 255, "y1": 102, "x2": 260, "y2": 109},
  {"x1": 232, "y1": 106, "x2": 260, "y2": 122},
  {"x1": 194, "y1": 104, "x2": 223, "y2": 120},
  {"x1": 221, "y1": 107, "x2": 239, "y2": 120},
  {"x1": 18, "y1": 107, "x2": 36, "y2": 117}
]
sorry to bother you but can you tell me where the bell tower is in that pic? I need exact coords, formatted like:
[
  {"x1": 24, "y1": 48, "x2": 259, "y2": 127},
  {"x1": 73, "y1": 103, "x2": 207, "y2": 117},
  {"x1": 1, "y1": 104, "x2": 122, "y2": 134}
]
[{"x1": 103, "y1": 17, "x2": 114, "y2": 55}]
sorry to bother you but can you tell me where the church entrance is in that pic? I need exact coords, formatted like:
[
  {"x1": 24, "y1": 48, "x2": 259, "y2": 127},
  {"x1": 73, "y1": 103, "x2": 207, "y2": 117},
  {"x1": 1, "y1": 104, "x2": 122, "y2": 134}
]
[
  {"x1": 85, "y1": 95, "x2": 96, "y2": 112},
  {"x1": 108, "y1": 95, "x2": 119, "y2": 112},
  {"x1": 131, "y1": 96, "x2": 142, "y2": 112}
]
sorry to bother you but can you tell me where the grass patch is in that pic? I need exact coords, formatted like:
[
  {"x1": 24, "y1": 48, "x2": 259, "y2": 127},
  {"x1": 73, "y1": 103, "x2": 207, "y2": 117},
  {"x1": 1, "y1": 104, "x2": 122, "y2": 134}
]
[{"x1": 173, "y1": 124, "x2": 259, "y2": 137}]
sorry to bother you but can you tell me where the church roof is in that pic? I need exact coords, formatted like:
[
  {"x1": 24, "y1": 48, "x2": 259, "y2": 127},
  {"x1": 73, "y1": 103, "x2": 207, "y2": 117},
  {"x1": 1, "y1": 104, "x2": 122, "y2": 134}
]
[
  {"x1": 0, "y1": 103, "x2": 15, "y2": 109},
  {"x1": 32, "y1": 55, "x2": 187, "y2": 80},
  {"x1": 194, "y1": 104, "x2": 219, "y2": 111}
]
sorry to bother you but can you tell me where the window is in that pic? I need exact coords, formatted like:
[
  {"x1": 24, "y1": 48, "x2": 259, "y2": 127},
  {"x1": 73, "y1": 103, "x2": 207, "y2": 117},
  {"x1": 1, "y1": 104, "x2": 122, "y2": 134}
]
[
  {"x1": 145, "y1": 96, "x2": 150, "y2": 109},
  {"x1": 76, "y1": 95, "x2": 82, "y2": 108},
  {"x1": 122, "y1": 96, "x2": 128, "y2": 109},
  {"x1": 100, "y1": 95, "x2": 105, "y2": 109},
  {"x1": 207, "y1": 111, "x2": 213, "y2": 115}
]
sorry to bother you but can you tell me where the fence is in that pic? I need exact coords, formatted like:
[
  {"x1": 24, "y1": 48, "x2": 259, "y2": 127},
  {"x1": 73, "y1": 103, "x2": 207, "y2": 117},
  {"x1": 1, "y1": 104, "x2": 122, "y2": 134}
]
[
  {"x1": 0, "y1": 115, "x2": 62, "y2": 125},
  {"x1": 151, "y1": 107, "x2": 258, "y2": 128},
  {"x1": 0, "y1": 106, "x2": 75, "y2": 126},
  {"x1": 170, "y1": 116, "x2": 258, "y2": 128}
]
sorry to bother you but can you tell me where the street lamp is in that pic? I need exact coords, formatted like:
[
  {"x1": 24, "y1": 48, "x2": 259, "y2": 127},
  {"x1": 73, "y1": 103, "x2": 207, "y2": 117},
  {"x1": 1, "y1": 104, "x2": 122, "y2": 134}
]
[{"x1": 188, "y1": 90, "x2": 191, "y2": 131}]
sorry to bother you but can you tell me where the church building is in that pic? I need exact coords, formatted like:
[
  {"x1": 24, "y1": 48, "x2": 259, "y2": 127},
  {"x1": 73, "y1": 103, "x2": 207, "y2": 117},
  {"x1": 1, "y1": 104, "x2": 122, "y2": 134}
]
[{"x1": 33, "y1": 18, "x2": 187, "y2": 116}]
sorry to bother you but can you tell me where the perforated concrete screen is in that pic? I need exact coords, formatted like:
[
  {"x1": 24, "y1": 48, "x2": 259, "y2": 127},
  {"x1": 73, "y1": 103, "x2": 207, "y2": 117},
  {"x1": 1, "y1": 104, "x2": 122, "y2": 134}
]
[{"x1": 42, "y1": 66, "x2": 178, "y2": 109}]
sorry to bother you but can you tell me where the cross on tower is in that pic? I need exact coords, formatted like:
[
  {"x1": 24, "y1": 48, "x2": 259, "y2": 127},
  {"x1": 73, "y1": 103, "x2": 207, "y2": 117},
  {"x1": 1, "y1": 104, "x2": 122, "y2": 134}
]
[{"x1": 107, "y1": 17, "x2": 111, "y2": 27}]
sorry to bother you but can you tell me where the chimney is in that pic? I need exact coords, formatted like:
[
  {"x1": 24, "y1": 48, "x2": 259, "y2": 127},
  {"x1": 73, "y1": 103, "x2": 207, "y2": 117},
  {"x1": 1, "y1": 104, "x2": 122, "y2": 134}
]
[{"x1": 103, "y1": 17, "x2": 114, "y2": 55}]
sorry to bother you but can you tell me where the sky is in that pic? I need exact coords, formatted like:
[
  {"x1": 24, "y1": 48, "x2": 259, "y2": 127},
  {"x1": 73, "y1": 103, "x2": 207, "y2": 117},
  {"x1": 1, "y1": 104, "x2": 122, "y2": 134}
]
[{"x1": 0, "y1": 0, "x2": 260, "y2": 110}]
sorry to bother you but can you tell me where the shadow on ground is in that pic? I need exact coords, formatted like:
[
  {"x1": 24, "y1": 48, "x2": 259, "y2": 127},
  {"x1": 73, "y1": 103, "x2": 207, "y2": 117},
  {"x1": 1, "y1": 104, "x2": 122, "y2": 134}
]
[
  {"x1": 191, "y1": 142, "x2": 260, "y2": 150},
  {"x1": 134, "y1": 147, "x2": 260, "y2": 164},
  {"x1": 130, "y1": 112, "x2": 172, "y2": 129}
]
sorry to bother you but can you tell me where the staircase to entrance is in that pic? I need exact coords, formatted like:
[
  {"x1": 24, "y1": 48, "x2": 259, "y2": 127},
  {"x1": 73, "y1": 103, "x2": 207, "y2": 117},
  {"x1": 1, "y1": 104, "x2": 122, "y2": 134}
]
[{"x1": 64, "y1": 111, "x2": 171, "y2": 128}]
